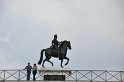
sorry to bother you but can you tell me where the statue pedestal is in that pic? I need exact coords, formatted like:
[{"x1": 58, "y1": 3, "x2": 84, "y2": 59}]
[{"x1": 39, "y1": 67, "x2": 71, "y2": 81}]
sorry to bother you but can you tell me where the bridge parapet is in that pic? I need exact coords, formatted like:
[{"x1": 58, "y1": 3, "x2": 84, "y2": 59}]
[{"x1": 0, "y1": 70, "x2": 124, "y2": 82}]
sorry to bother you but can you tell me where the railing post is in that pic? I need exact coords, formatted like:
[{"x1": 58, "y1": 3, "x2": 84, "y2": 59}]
[
  {"x1": 76, "y1": 70, "x2": 77, "y2": 81},
  {"x1": 91, "y1": 70, "x2": 92, "y2": 82},
  {"x1": 18, "y1": 70, "x2": 20, "y2": 81},
  {"x1": 120, "y1": 71, "x2": 122, "y2": 82},
  {"x1": 4, "y1": 70, "x2": 5, "y2": 80},
  {"x1": 105, "y1": 71, "x2": 107, "y2": 82}
]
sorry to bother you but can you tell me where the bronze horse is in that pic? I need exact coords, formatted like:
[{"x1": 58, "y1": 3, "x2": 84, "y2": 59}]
[{"x1": 38, "y1": 40, "x2": 72, "y2": 67}]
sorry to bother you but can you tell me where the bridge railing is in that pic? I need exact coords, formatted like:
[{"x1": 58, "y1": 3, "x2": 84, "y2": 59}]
[{"x1": 0, "y1": 70, "x2": 124, "y2": 81}]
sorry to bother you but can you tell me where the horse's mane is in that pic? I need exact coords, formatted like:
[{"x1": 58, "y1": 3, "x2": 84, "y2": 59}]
[{"x1": 60, "y1": 40, "x2": 67, "y2": 48}]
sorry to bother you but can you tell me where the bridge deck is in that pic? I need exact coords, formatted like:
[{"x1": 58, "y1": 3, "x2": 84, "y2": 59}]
[{"x1": 0, "y1": 80, "x2": 118, "y2": 82}]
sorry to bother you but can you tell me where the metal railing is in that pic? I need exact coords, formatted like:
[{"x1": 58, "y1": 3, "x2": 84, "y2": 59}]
[{"x1": 0, "y1": 70, "x2": 124, "y2": 81}]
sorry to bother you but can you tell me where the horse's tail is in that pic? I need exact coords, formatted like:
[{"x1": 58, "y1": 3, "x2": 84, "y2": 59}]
[{"x1": 38, "y1": 49, "x2": 45, "y2": 65}]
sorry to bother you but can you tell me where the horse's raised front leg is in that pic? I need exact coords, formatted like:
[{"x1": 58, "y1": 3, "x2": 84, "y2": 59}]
[{"x1": 64, "y1": 57, "x2": 69, "y2": 66}]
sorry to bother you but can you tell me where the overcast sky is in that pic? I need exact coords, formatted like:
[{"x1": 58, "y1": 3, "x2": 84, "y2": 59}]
[{"x1": 0, "y1": 0, "x2": 124, "y2": 71}]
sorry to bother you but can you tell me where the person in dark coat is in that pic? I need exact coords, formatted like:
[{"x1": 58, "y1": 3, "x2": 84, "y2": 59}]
[{"x1": 23, "y1": 62, "x2": 32, "y2": 81}]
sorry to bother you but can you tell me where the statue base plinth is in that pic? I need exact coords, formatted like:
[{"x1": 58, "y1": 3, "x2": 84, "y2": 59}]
[{"x1": 39, "y1": 67, "x2": 71, "y2": 81}]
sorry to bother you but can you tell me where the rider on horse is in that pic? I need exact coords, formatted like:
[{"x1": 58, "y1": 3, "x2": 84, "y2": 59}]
[{"x1": 51, "y1": 34, "x2": 62, "y2": 60}]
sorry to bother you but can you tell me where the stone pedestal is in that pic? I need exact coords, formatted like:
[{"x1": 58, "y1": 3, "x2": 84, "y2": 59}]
[{"x1": 39, "y1": 67, "x2": 71, "y2": 81}]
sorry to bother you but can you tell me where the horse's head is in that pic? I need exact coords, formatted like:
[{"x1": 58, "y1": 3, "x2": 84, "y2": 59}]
[
  {"x1": 67, "y1": 41, "x2": 72, "y2": 50},
  {"x1": 61, "y1": 40, "x2": 72, "y2": 50}
]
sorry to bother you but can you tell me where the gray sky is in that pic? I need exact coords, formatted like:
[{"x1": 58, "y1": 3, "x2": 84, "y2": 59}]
[{"x1": 0, "y1": 0, "x2": 124, "y2": 70}]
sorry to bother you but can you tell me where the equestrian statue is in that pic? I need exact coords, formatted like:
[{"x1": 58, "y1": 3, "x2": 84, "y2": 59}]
[{"x1": 38, "y1": 34, "x2": 72, "y2": 68}]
